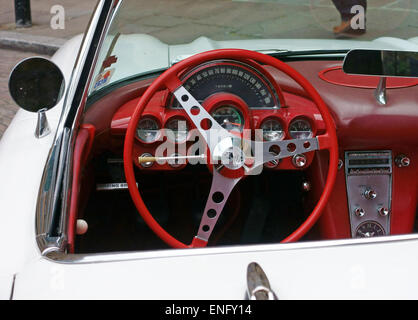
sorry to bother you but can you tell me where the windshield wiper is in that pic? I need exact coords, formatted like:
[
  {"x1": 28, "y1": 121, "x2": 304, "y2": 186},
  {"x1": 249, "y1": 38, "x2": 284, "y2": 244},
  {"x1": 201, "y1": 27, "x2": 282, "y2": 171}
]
[{"x1": 270, "y1": 49, "x2": 349, "y2": 58}]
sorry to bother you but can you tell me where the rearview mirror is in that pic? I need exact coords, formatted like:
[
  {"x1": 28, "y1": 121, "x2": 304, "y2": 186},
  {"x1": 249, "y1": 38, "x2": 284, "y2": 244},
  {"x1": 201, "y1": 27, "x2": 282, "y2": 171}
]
[
  {"x1": 343, "y1": 49, "x2": 418, "y2": 78},
  {"x1": 9, "y1": 57, "x2": 65, "y2": 113}
]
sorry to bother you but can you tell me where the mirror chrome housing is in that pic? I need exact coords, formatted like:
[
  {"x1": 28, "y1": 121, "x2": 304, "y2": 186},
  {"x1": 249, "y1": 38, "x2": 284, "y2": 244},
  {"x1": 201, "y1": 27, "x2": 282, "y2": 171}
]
[
  {"x1": 343, "y1": 49, "x2": 418, "y2": 78},
  {"x1": 343, "y1": 50, "x2": 418, "y2": 105},
  {"x1": 8, "y1": 57, "x2": 65, "y2": 138}
]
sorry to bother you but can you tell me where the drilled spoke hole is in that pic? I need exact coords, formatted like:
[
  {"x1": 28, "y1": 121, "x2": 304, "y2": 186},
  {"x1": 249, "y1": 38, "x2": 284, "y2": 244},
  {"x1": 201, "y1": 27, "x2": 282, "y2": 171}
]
[
  {"x1": 181, "y1": 94, "x2": 189, "y2": 102},
  {"x1": 202, "y1": 225, "x2": 210, "y2": 232},
  {"x1": 190, "y1": 106, "x2": 200, "y2": 115},
  {"x1": 207, "y1": 209, "x2": 217, "y2": 218},
  {"x1": 287, "y1": 143, "x2": 296, "y2": 153},
  {"x1": 269, "y1": 145, "x2": 281, "y2": 156},
  {"x1": 212, "y1": 191, "x2": 224, "y2": 203},
  {"x1": 303, "y1": 141, "x2": 311, "y2": 149},
  {"x1": 200, "y1": 118, "x2": 212, "y2": 130}
]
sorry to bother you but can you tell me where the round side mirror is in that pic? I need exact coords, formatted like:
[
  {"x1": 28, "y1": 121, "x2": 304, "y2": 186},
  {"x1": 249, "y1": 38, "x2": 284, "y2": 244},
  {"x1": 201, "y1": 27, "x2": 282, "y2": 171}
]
[{"x1": 9, "y1": 57, "x2": 65, "y2": 113}]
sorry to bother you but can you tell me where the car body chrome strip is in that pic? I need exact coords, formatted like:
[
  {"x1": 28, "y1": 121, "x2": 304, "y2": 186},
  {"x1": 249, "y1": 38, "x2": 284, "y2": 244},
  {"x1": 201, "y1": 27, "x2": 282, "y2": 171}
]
[{"x1": 44, "y1": 233, "x2": 418, "y2": 265}]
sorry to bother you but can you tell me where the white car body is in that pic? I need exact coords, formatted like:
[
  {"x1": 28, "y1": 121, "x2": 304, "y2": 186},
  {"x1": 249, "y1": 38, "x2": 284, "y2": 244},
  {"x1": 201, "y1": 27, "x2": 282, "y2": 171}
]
[{"x1": 1, "y1": 1, "x2": 418, "y2": 299}]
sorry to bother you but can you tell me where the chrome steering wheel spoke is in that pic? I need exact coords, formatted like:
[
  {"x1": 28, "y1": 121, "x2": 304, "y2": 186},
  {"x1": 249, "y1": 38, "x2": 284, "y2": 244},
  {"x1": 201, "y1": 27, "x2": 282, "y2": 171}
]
[
  {"x1": 195, "y1": 168, "x2": 241, "y2": 242},
  {"x1": 173, "y1": 86, "x2": 234, "y2": 156},
  {"x1": 173, "y1": 85, "x2": 243, "y2": 244},
  {"x1": 247, "y1": 137, "x2": 319, "y2": 173}
]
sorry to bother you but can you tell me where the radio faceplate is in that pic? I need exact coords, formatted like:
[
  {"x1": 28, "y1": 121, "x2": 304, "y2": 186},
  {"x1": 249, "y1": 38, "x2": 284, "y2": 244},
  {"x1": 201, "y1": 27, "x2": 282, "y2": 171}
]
[{"x1": 345, "y1": 151, "x2": 392, "y2": 238}]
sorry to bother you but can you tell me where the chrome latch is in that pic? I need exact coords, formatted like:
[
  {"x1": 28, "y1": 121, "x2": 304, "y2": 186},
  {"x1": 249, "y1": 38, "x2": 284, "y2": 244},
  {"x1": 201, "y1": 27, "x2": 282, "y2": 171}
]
[{"x1": 246, "y1": 262, "x2": 278, "y2": 300}]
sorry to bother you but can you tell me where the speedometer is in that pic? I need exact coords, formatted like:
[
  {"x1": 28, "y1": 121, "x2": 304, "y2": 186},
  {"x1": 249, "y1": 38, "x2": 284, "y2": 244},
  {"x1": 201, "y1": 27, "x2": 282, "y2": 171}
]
[
  {"x1": 211, "y1": 106, "x2": 244, "y2": 133},
  {"x1": 172, "y1": 61, "x2": 279, "y2": 109}
]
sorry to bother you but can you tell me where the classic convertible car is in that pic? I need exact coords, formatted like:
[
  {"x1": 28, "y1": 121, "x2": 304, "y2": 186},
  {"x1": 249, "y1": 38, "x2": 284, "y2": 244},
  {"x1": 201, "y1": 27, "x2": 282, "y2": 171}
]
[{"x1": 1, "y1": 0, "x2": 418, "y2": 300}]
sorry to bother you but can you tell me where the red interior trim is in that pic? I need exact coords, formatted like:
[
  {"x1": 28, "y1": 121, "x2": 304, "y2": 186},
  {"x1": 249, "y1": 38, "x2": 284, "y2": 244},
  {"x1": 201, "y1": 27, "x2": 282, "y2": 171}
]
[
  {"x1": 319, "y1": 66, "x2": 418, "y2": 89},
  {"x1": 68, "y1": 124, "x2": 96, "y2": 253}
]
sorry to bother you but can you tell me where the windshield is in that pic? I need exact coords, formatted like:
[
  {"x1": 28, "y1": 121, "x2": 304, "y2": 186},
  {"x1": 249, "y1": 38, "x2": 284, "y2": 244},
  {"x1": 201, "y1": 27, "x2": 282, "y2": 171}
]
[{"x1": 88, "y1": 0, "x2": 417, "y2": 95}]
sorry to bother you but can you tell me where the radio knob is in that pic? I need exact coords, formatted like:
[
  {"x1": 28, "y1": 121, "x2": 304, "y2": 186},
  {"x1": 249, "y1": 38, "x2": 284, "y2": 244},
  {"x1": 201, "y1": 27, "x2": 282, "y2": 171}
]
[
  {"x1": 354, "y1": 207, "x2": 365, "y2": 217},
  {"x1": 292, "y1": 154, "x2": 307, "y2": 168},
  {"x1": 395, "y1": 154, "x2": 410, "y2": 167},
  {"x1": 377, "y1": 207, "x2": 389, "y2": 217},
  {"x1": 364, "y1": 189, "x2": 377, "y2": 200}
]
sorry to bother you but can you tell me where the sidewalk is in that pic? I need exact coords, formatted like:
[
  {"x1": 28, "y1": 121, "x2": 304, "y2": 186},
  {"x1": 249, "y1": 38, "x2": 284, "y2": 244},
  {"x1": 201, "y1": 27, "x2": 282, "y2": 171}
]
[
  {"x1": 0, "y1": 0, "x2": 417, "y2": 54},
  {"x1": 0, "y1": 0, "x2": 97, "y2": 54}
]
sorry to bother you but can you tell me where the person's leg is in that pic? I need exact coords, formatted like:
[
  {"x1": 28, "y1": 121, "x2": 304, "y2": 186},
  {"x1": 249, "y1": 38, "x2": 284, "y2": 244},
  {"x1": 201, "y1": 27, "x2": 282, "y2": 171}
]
[
  {"x1": 332, "y1": 0, "x2": 367, "y2": 35},
  {"x1": 333, "y1": 0, "x2": 367, "y2": 20},
  {"x1": 331, "y1": 0, "x2": 347, "y2": 20},
  {"x1": 332, "y1": 0, "x2": 352, "y2": 21}
]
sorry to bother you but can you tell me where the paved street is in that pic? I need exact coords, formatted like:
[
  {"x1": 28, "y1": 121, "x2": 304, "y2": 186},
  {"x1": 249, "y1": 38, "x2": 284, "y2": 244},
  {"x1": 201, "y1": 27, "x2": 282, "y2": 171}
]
[
  {"x1": 0, "y1": 0, "x2": 417, "y2": 138},
  {"x1": 0, "y1": 0, "x2": 416, "y2": 41}
]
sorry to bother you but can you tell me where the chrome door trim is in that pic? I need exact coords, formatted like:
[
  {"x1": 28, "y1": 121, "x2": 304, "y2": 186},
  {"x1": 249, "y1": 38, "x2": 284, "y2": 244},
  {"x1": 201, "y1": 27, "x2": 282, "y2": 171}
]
[
  {"x1": 36, "y1": 0, "x2": 119, "y2": 255},
  {"x1": 44, "y1": 233, "x2": 418, "y2": 265}
]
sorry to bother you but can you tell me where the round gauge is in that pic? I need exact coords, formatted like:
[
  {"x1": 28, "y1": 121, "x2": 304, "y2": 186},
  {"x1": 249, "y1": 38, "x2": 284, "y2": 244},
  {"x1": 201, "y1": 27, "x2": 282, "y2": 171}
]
[
  {"x1": 355, "y1": 221, "x2": 385, "y2": 238},
  {"x1": 261, "y1": 118, "x2": 284, "y2": 141},
  {"x1": 173, "y1": 62, "x2": 279, "y2": 109},
  {"x1": 136, "y1": 117, "x2": 160, "y2": 143},
  {"x1": 165, "y1": 118, "x2": 189, "y2": 142},
  {"x1": 211, "y1": 106, "x2": 244, "y2": 133},
  {"x1": 289, "y1": 119, "x2": 313, "y2": 139}
]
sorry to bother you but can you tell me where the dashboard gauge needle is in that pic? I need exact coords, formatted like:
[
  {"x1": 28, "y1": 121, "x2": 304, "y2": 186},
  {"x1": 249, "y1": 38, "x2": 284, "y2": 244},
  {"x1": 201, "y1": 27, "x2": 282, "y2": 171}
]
[{"x1": 138, "y1": 154, "x2": 205, "y2": 164}]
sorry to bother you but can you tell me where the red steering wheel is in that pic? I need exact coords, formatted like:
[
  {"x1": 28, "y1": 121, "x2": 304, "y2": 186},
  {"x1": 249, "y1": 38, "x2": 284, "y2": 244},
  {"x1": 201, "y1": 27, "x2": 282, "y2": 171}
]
[{"x1": 124, "y1": 49, "x2": 338, "y2": 249}]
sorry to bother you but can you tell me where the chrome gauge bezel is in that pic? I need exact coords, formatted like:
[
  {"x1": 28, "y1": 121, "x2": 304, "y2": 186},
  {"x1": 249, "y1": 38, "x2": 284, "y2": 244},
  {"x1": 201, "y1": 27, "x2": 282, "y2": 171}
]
[
  {"x1": 260, "y1": 118, "x2": 285, "y2": 141},
  {"x1": 165, "y1": 117, "x2": 190, "y2": 143},
  {"x1": 136, "y1": 117, "x2": 161, "y2": 143},
  {"x1": 211, "y1": 105, "x2": 245, "y2": 133},
  {"x1": 288, "y1": 118, "x2": 313, "y2": 139},
  {"x1": 355, "y1": 220, "x2": 386, "y2": 238}
]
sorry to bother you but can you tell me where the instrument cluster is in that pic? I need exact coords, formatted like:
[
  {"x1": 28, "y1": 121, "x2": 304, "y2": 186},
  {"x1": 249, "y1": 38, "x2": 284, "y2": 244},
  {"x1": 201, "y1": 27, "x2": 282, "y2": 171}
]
[
  {"x1": 111, "y1": 59, "x2": 325, "y2": 171},
  {"x1": 136, "y1": 112, "x2": 314, "y2": 144}
]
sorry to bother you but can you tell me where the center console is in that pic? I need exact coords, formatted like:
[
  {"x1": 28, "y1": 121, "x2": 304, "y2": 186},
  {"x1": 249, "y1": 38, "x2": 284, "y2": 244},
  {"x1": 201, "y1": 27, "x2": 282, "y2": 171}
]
[{"x1": 345, "y1": 151, "x2": 392, "y2": 238}]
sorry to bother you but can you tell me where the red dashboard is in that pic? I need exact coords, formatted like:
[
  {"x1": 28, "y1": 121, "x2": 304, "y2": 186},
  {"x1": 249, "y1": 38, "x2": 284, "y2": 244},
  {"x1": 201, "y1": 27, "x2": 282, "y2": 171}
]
[{"x1": 82, "y1": 58, "x2": 418, "y2": 242}]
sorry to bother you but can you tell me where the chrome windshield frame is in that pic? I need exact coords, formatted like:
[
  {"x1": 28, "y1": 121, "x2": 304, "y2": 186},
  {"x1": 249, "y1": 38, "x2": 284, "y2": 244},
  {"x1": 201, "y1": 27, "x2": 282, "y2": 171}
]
[{"x1": 36, "y1": 0, "x2": 121, "y2": 255}]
